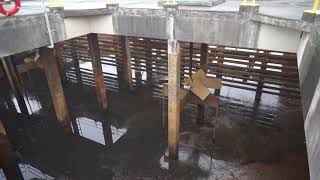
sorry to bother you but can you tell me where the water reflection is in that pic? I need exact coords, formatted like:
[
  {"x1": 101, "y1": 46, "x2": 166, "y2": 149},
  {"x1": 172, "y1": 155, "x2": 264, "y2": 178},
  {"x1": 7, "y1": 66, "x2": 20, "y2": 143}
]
[
  {"x1": 0, "y1": 164, "x2": 54, "y2": 180},
  {"x1": 71, "y1": 117, "x2": 127, "y2": 146}
]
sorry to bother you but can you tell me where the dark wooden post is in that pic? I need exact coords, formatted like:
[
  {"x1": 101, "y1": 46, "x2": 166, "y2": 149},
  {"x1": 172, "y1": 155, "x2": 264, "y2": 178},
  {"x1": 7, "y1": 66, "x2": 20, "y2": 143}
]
[
  {"x1": 40, "y1": 47, "x2": 72, "y2": 133},
  {"x1": 255, "y1": 51, "x2": 268, "y2": 102},
  {"x1": 87, "y1": 33, "x2": 108, "y2": 111},
  {"x1": 197, "y1": 43, "x2": 209, "y2": 125},
  {"x1": 102, "y1": 121, "x2": 113, "y2": 146},
  {"x1": 1, "y1": 57, "x2": 29, "y2": 115},
  {"x1": 189, "y1": 42, "x2": 193, "y2": 77},
  {"x1": 168, "y1": 40, "x2": 181, "y2": 160},
  {"x1": 71, "y1": 39, "x2": 83, "y2": 85},
  {"x1": 113, "y1": 36, "x2": 124, "y2": 89},
  {"x1": 120, "y1": 36, "x2": 134, "y2": 91},
  {"x1": 215, "y1": 46, "x2": 224, "y2": 96},
  {"x1": 55, "y1": 43, "x2": 66, "y2": 83},
  {"x1": 0, "y1": 120, "x2": 24, "y2": 180},
  {"x1": 145, "y1": 38, "x2": 153, "y2": 86}
]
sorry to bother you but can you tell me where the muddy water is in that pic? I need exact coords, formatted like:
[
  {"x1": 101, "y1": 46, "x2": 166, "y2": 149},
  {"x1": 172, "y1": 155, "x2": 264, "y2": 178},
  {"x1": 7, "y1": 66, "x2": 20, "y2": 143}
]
[{"x1": 0, "y1": 69, "x2": 309, "y2": 180}]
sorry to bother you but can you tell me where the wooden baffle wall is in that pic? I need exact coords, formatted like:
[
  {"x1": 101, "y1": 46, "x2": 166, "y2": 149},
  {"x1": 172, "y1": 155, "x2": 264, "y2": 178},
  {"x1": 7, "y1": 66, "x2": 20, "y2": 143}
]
[{"x1": 58, "y1": 35, "x2": 301, "y2": 129}]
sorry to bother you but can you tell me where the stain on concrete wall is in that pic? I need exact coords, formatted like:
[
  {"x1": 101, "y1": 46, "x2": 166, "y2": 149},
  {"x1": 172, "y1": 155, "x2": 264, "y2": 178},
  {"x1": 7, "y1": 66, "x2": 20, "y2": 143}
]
[
  {"x1": 299, "y1": 25, "x2": 320, "y2": 180},
  {"x1": 0, "y1": 14, "x2": 66, "y2": 58}
]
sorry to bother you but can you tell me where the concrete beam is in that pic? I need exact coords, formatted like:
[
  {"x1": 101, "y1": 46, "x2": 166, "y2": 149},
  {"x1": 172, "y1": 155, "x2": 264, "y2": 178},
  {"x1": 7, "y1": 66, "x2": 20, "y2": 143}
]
[
  {"x1": 87, "y1": 33, "x2": 108, "y2": 111},
  {"x1": 40, "y1": 47, "x2": 72, "y2": 132},
  {"x1": 0, "y1": 14, "x2": 66, "y2": 58},
  {"x1": 167, "y1": 39, "x2": 181, "y2": 159}
]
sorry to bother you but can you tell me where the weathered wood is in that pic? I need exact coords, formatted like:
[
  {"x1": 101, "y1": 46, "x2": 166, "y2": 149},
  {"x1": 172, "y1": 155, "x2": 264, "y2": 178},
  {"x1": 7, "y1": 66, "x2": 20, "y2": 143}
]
[
  {"x1": 102, "y1": 121, "x2": 113, "y2": 146},
  {"x1": 120, "y1": 36, "x2": 134, "y2": 90},
  {"x1": 189, "y1": 42, "x2": 193, "y2": 77},
  {"x1": 1, "y1": 57, "x2": 29, "y2": 115},
  {"x1": 87, "y1": 33, "x2": 108, "y2": 111},
  {"x1": 40, "y1": 47, "x2": 72, "y2": 133},
  {"x1": 255, "y1": 51, "x2": 268, "y2": 101},
  {"x1": 168, "y1": 40, "x2": 181, "y2": 160}
]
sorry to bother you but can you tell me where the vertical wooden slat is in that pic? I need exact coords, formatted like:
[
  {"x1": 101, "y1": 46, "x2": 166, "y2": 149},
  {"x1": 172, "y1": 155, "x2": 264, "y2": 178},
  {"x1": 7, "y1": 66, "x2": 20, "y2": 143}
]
[
  {"x1": 87, "y1": 33, "x2": 108, "y2": 111},
  {"x1": 71, "y1": 39, "x2": 83, "y2": 85},
  {"x1": 168, "y1": 40, "x2": 181, "y2": 159},
  {"x1": 145, "y1": 38, "x2": 153, "y2": 86},
  {"x1": 55, "y1": 43, "x2": 66, "y2": 83}
]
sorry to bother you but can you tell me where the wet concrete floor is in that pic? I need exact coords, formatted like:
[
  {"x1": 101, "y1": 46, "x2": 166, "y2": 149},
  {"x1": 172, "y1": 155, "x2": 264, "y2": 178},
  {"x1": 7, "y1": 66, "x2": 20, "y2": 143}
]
[{"x1": 0, "y1": 69, "x2": 310, "y2": 180}]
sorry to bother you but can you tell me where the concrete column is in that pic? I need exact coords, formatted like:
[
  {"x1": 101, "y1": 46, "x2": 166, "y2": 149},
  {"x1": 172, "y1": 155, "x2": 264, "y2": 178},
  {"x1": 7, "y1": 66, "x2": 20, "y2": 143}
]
[
  {"x1": 40, "y1": 47, "x2": 72, "y2": 133},
  {"x1": 120, "y1": 36, "x2": 134, "y2": 91},
  {"x1": 168, "y1": 39, "x2": 181, "y2": 159},
  {"x1": 0, "y1": 120, "x2": 24, "y2": 180},
  {"x1": 197, "y1": 43, "x2": 209, "y2": 125},
  {"x1": 145, "y1": 38, "x2": 153, "y2": 86},
  {"x1": 54, "y1": 43, "x2": 66, "y2": 83},
  {"x1": 1, "y1": 57, "x2": 29, "y2": 115},
  {"x1": 87, "y1": 33, "x2": 108, "y2": 111},
  {"x1": 71, "y1": 39, "x2": 82, "y2": 85}
]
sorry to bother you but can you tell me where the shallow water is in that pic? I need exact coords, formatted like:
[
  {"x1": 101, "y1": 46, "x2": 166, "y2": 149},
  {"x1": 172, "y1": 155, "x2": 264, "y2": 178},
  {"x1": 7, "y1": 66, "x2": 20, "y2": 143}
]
[{"x1": 0, "y1": 69, "x2": 309, "y2": 180}]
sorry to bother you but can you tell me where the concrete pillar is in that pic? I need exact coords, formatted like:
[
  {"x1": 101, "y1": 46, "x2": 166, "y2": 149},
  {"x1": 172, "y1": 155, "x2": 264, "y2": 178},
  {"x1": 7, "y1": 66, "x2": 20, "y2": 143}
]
[
  {"x1": 71, "y1": 39, "x2": 83, "y2": 85},
  {"x1": 87, "y1": 33, "x2": 108, "y2": 111},
  {"x1": 145, "y1": 38, "x2": 153, "y2": 86},
  {"x1": 0, "y1": 120, "x2": 24, "y2": 180},
  {"x1": 197, "y1": 43, "x2": 209, "y2": 125},
  {"x1": 120, "y1": 36, "x2": 134, "y2": 91},
  {"x1": 40, "y1": 47, "x2": 72, "y2": 133},
  {"x1": 1, "y1": 57, "x2": 29, "y2": 115},
  {"x1": 168, "y1": 39, "x2": 181, "y2": 159}
]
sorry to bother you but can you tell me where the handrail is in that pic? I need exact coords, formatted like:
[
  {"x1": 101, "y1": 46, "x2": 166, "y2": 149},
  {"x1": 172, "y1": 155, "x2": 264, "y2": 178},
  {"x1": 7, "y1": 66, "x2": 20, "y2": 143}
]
[
  {"x1": 166, "y1": 0, "x2": 176, "y2": 4},
  {"x1": 311, "y1": 0, "x2": 319, "y2": 13}
]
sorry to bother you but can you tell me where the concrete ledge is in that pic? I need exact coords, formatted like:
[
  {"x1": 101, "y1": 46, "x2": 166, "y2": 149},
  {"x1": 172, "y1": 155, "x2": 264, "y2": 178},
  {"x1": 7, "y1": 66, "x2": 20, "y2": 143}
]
[
  {"x1": 64, "y1": 8, "x2": 115, "y2": 18},
  {"x1": 159, "y1": 0, "x2": 225, "y2": 7}
]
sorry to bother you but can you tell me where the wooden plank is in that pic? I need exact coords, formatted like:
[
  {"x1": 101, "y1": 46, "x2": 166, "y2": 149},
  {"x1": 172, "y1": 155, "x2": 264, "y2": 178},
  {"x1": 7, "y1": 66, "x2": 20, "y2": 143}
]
[{"x1": 87, "y1": 33, "x2": 108, "y2": 111}]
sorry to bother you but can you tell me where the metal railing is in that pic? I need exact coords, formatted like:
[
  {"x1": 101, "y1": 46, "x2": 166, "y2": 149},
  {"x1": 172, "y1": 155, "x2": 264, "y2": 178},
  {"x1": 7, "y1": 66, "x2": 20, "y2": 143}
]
[
  {"x1": 241, "y1": 0, "x2": 256, "y2": 6},
  {"x1": 306, "y1": 0, "x2": 320, "y2": 14}
]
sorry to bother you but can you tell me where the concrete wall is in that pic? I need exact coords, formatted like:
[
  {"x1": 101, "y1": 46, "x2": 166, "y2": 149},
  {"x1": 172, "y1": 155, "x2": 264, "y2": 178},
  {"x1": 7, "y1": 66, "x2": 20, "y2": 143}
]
[
  {"x1": 0, "y1": 14, "x2": 66, "y2": 58},
  {"x1": 298, "y1": 25, "x2": 320, "y2": 180}
]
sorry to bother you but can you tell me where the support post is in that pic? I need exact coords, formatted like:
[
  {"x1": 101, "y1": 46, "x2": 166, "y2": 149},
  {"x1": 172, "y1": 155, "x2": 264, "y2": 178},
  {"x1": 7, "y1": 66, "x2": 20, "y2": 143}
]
[
  {"x1": 255, "y1": 51, "x2": 267, "y2": 102},
  {"x1": 102, "y1": 121, "x2": 113, "y2": 146},
  {"x1": 189, "y1": 42, "x2": 193, "y2": 77},
  {"x1": 87, "y1": 33, "x2": 108, "y2": 111},
  {"x1": 120, "y1": 36, "x2": 134, "y2": 91},
  {"x1": 197, "y1": 43, "x2": 209, "y2": 125},
  {"x1": 40, "y1": 47, "x2": 72, "y2": 132},
  {"x1": 145, "y1": 38, "x2": 153, "y2": 86},
  {"x1": 0, "y1": 120, "x2": 24, "y2": 180},
  {"x1": 71, "y1": 39, "x2": 82, "y2": 85},
  {"x1": 168, "y1": 39, "x2": 181, "y2": 160},
  {"x1": 215, "y1": 46, "x2": 224, "y2": 96},
  {"x1": 1, "y1": 57, "x2": 29, "y2": 115},
  {"x1": 54, "y1": 43, "x2": 66, "y2": 83}
]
